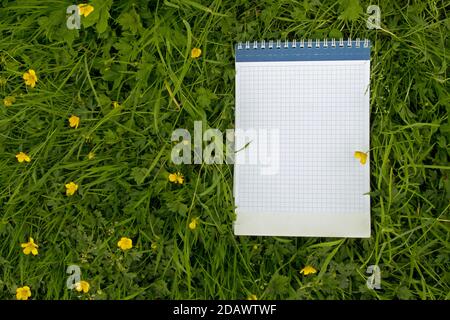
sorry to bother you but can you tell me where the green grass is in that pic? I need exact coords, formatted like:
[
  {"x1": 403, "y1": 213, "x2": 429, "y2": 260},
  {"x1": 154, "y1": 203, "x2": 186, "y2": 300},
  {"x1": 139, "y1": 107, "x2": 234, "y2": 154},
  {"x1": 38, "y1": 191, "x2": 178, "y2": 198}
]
[{"x1": 0, "y1": 0, "x2": 449, "y2": 300}]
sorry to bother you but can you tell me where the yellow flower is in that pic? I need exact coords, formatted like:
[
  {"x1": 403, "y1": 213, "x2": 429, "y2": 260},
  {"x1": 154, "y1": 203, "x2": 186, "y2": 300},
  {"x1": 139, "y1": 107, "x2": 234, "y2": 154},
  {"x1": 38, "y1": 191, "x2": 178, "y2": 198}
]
[
  {"x1": 78, "y1": 4, "x2": 94, "y2": 17},
  {"x1": 16, "y1": 286, "x2": 32, "y2": 300},
  {"x1": 354, "y1": 151, "x2": 368, "y2": 165},
  {"x1": 188, "y1": 218, "x2": 199, "y2": 230},
  {"x1": 168, "y1": 172, "x2": 184, "y2": 184},
  {"x1": 16, "y1": 152, "x2": 31, "y2": 163},
  {"x1": 191, "y1": 48, "x2": 202, "y2": 59},
  {"x1": 247, "y1": 294, "x2": 258, "y2": 300},
  {"x1": 3, "y1": 96, "x2": 15, "y2": 107},
  {"x1": 75, "y1": 280, "x2": 90, "y2": 293},
  {"x1": 151, "y1": 242, "x2": 158, "y2": 251},
  {"x1": 300, "y1": 265, "x2": 317, "y2": 276},
  {"x1": 21, "y1": 237, "x2": 38, "y2": 256},
  {"x1": 23, "y1": 69, "x2": 38, "y2": 88},
  {"x1": 65, "y1": 182, "x2": 78, "y2": 196},
  {"x1": 87, "y1": 151, "x2": 95, "y2": 160},
  {"x1": 112, "y1": 101, "x2": 120, "y2": 109},
  {"x1": 69, "y1": 115, "x2": 80, "y2": 129},
  {"x1": 117, "y1": 237, "x2": 133, "y2": 251}
]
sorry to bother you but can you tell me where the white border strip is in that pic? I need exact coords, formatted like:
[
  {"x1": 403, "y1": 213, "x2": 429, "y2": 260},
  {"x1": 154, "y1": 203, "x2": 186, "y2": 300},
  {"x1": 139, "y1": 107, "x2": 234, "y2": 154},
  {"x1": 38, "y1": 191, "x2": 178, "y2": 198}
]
[{"x1": 234, "y1": 212, "x2": 371, "y2": 238}]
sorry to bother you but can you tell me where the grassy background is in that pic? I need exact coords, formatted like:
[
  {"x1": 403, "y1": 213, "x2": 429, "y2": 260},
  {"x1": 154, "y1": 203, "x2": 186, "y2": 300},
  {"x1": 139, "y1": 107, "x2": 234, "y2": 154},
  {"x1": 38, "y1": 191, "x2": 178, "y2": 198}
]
[{"x1": 0, "y1": 0, "x2": 449, "y2": 300}]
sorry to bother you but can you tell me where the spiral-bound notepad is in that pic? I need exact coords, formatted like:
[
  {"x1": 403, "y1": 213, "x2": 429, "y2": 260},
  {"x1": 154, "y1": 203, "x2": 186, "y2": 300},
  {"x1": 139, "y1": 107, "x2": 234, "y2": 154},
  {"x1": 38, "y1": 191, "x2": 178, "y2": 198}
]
[{"x1": 234, "y1": 39, "x2": 371, "y2": 238}]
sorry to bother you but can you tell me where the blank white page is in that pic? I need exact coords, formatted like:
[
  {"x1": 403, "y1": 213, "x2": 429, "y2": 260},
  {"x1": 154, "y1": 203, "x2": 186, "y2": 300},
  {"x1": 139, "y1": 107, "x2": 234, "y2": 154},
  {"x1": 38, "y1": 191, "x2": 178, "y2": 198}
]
[{"x1": 234, "y1": 59, "x2": 371, "y2": 238}]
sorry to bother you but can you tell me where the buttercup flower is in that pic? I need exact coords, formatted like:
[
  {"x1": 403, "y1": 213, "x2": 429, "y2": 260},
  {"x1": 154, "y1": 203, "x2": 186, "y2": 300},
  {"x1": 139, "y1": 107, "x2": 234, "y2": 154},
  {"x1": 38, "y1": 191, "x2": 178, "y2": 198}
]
[
  {"x1": 69, "y1": 115, "x2": 80, "y2": 129},
  {"x1": 21, "y1": 237, "x2": 38, "y2": 256},
  {"x1": 23, "y1": 69, "x2": 37, "y2": 88},
  {"x1": 188, "y1": 218, "x2": 199, "y2": 230},
  {"x1": 354, "y1": 151, "x2": 368, "y2": 165},
  {"x1": 3, "y1": 96, "x2": 15, "y2": 107},
  {"x1": 75, "y1": 280, "x2": 90, "y2": 293},
  {"x1": 16, "y1": 152, "x2": 31, "y2": 163},
  {"x1": 16, "y1": 286, "x2": 31, "y2": 300},
  {"x1": 300, "y1": 265, "x2": 317, "y2": 276},
  {"x1": 78, "y1": 4, "x2": 94, "y2": 17},
  {"x1": 191, "y1": 48, "x2": 202, "y2": 59},
  {"x1": 65, "y1": 182, "x2": 78, "y2": 196},
  {"x1": 117, "y1": 237, "x2": 133, "y2": 251},
  {"x1": 168, "y1": 172, "x2": 184, "y2": 184},
  {"x1": 87, "y1": 151, "x2": 95, "y2": 160},
  {"x1": 247, "y1": 294, "x2": 258, "y2": 300}
]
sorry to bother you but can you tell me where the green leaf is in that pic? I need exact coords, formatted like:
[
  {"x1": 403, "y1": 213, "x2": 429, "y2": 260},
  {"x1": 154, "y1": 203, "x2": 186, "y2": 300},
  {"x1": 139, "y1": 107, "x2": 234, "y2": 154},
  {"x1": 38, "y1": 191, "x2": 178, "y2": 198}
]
[
  {"x1": 131, "y1": 167, "x2": 147, "y2": 185},
  {"x1": 196, "y1": 88, "x2": 217, "y2": 109},
  {"x1": 114, "y1": 38, "x2": 134, "y2": 56},
  {"x1": 117, "y1": 9, "x2": 142, "y2": 35},
  {"x1": 167, "y1": 201, "x2": 189, "y2": 215},
  {"x1": 96, "y1": 8, "x2": 110, "y2": 33},
  {"x1": 104, "y1": 129, "x2": 119, "y2": 145},
  {"x1": 83, "y1": 0, "x2": 112, "y2": 33},
  {"x1": 338, "y1": 0, "x2": 363, "y2": 22},
  {"x1": 264, "y1": 273, "x2": 290, "y2": 298},
  {"x1": 329, "y1": 29, "x2": 343, "y2": 39}
]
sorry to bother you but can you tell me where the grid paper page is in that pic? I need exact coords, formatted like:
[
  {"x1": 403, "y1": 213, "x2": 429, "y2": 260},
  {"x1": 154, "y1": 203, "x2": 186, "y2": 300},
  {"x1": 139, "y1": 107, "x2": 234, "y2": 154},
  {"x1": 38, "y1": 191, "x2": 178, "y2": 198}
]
[{"x1": 234, "y1": 60, "x2": 370, "y2": 237}]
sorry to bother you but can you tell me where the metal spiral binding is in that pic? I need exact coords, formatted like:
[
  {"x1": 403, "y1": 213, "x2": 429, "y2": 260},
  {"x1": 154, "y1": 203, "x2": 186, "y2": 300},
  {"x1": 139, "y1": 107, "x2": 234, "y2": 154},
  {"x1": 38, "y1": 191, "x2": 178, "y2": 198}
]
[{"x1": 237, "y1": 38, "x2": 370, "y2": 49}]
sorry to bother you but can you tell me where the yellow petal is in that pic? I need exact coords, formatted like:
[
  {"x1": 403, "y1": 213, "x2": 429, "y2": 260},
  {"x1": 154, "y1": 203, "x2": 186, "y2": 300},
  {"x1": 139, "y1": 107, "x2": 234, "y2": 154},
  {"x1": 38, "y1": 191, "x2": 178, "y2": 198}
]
[
  {"x1": 23, "y1": 69, "x2": 37, "y2": 87},
  {"x1": 3, "y1": 96, "x2": 15, "y2": 107},
  {"x1": 16, "y1": 152, "x2": 31, "y2": 163},
  {"x1": 75, "y1": 282, "x2": 83, "y2": 292},
  {"x1": 168, "y1": 173, "x2": 177, "y2": 182},
  {"x1": 65, "y1": 182, "x2": 78, "y2": 196},
  {"x1": 16, "y1": 286, "x2": 31, "y2": 300},
  {"x1": 191, "y1": 48, "x2": 202, "y2": 58},
  {"x1": 118, "y1": 237, "x2": 132, "y2": 250},
  {"x1": 188, "y1": 219, "x2": 197, "y2": 230},
  {"x1": 23, "y1": 246, "x2": 32, "y2": 255},
  {"x1": 76, "y1": 280, "x2": 90, "y2": 293},
  {"x1": 300, "y1": 265, "x2": 317, "y2": 275},
  {"x1": 354, "y1": 151, "x2": 368, "y2": 165},
  {"x1": 69, "y1": 115, "x2": 80, "y2": 129},
  {"x1": 78, "y1": 4, "x2": 94, "y2": 17}
]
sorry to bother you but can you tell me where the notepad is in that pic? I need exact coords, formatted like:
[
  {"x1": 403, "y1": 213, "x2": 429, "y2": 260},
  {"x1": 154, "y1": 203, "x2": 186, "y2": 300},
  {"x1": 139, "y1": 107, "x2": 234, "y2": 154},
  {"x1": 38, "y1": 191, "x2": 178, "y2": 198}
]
[{"x1": 234, "y1": 39, "x2": 371, "y2": 238}]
